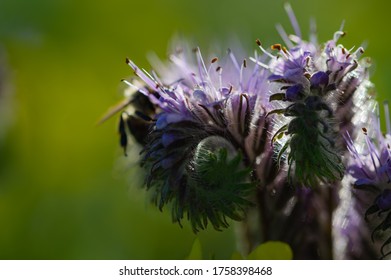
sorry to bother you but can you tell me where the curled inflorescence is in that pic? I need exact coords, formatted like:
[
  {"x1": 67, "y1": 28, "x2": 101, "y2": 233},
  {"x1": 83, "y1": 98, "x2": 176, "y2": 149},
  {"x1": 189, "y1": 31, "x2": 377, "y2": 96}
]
[{"x1": 116, "y1": 46, "x2": 272, "y2": 232}]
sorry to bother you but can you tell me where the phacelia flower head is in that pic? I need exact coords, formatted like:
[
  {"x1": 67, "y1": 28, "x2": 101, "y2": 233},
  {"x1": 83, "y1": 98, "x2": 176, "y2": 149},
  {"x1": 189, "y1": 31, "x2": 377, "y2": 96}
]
[
  {"x1": 263, "y1": 3, "x2": 373, "y2": 187},
  {"x1": 121, "y1": 43, "x2": 273, "y2": 232},
  {"x1": 105, "y1": 3, "x2": 386, "y2": 260},
  {"x1": 346, "y1": 102, "x2": 391, "y2": 259}
]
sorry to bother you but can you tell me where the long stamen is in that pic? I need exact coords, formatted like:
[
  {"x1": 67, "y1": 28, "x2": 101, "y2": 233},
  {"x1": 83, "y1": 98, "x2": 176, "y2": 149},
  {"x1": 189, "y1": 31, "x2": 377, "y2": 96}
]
[
  {"x1": 142, "y1": 68, "x2": 162, "y2": 90},
  {"x1": 228, "y1": 48, "x2": 241, "y2": 72},
  {"x1": 194, "y1": 47, "x2": 209, "y2": 91},
  {"x1": 249, "y1": 55, "x2": 269, "y2": 69},
  {"x1": 363, "y1": 128, "x2": 380, "y2": 175},
  {"x1": 276, "y1": 23, "x2": 294, "y2": 49},
  {"x1": 271, "y1": 43, "x2": 290, "y2": 60},
  {"x1": 216, "y1": 66, "x2": 223, "y2": 92},
  {"x1": 126, "y1": 58, "x2": 158, "y2": 89},
  {"x1": 246, "y1": 54, "x2": 261, "y2": 91},
  {"x1": 121, "y1": 79, "x2": 148, "y2": 95},
  {"x1": 284, "y1": 2, "x2": 302, "y2": 40},
  {"x1": 150, "y1": 70, "x2": 164, "y2": 87},
  {"x1": 255, "y1": 39, "x2": 275, "y2": 59},
  {"x1": 239, "y1": 59, "x2": 246, "y2": 91},
  {"x1": 208, "y1": 57, "x2": 218, "y2": 75},
  {"x1": 353, "y1": 47, "x2": 365, "y2": 59},
  {"x1": 309, "y1": 17, "x2": 318, "y2": 44},
  {"x1": 333, "y1": 30, "x2": 346, "y2": 42}
]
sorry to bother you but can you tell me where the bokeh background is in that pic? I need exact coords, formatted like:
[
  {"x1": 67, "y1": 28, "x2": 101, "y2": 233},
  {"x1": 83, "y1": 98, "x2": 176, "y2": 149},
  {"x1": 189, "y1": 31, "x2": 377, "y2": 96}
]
[{"x1": 0, "y1": 0, "x2": 390, "y2": 259}]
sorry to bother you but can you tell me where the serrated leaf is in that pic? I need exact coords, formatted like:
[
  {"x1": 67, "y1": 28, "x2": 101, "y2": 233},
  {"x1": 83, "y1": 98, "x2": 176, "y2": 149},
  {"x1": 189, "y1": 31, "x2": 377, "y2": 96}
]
[
  {"x1": 247, "y1": 241, "x2": 293, "y2": 260},
  {"x1": 186, "y1": 238, "x2": 203, "y2": 260}
]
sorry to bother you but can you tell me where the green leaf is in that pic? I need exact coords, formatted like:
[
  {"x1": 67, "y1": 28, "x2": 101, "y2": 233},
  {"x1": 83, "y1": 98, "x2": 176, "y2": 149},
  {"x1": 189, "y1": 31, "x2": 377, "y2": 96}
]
[
  {"x1": 186, "y1": 238, "x2": 203, "y2": 260},
  {"x1": 247, "y1": 241, "x2": 293, "y2": 260}
]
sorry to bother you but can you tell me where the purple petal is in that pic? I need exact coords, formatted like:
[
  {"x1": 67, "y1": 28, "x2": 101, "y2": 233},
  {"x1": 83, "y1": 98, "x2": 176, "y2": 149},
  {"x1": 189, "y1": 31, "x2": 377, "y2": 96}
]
[
  {"x1": 166, "y1": 113, "x2": 184, "y2": 124},
  {"x1": 347, "y1": 164, "x2": 368, "y2": 179},
  {"x1": 219, "y1": 87, "x2": 231, "y2": 95},
  {"x1": 354, "y1": 177, "x2": 376, "y2": 187},
  {"x1": 156, "y1": 115, "x2": 168, "y2": 129},
  {"x1": 157, "y1": 113, "x2": 186, "y2": 129},
  {"x1": 310, "y1": 71, "x2": 329, "y2": 87},
  {"x1": 162, "y1": 133, "x2": 177, "y2": 147},
  {"x1": 193, "y1": 89, "x2": 208, "y2": 103},
  {"x1": 268, "y1": 74, "x2": 285, "y2": 81},
  {"x1": 284, "y1": 67, "x2": 304, "y2": 80},
  {"x1": 285, "y1": 84, "x2": 303, "y2": 101},
  {"x1": 161, "y1": 157, "x2": 176, "y2": 169}
]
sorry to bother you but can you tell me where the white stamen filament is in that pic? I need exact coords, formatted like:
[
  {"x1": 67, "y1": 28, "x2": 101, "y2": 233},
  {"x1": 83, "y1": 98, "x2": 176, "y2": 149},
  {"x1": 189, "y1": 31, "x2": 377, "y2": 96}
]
[
  {"x1": 217, "y1": 66, "x2": 223, "y2": 91},
  {"x1": 239, "y1": 60, "x2": 245, "y2": 91},
  {"x1": 195, "y1": 47, "x2": 218, "y2": 97},
  {"x1": 150, "y1": 70, "x2": 164, "y2": 86},
  {"x1": 121, "y1": 79, "x2": 140, "y2": 90},
  {"x1": 352, "y1": 47, "x2": 365, "y2": 59},
  {"x1": 249, "y1": 56, "x2": 269, "y2": 69},
  {"x1": 142, "y1": 68, "x2": 160, "y2": 88},
  {"x1": 333, "y1": 30, "x2": 345, "y2": 42},
  {"x1": 256, "y1": 42, "x2": 275, "y2": 59}
]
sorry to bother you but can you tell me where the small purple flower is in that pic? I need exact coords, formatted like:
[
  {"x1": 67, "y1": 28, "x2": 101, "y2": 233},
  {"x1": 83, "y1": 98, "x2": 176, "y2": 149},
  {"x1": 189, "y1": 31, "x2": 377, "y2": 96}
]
[
  {"x1": 268, "y1": 48, "x2": 311, "y2": 84},
  {"x1": 345, "y1": 104, "x2": 391, "y2": 259},
  {"x1": 310, "y1": 71, "x2": 328, "y2": 86}
]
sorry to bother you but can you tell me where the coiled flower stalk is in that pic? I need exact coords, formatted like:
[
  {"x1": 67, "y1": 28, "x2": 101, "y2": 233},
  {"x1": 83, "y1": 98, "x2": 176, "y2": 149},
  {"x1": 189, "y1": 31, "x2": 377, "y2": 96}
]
[{"x1": 119, "y1": 45, "x2": 272, "y2": 232}]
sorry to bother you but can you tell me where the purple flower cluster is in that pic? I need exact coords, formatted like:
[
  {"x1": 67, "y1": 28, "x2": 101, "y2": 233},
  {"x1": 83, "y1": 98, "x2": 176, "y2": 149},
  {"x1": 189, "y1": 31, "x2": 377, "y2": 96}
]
[
  {"x1": 121, "y1": 45, "x2": 273, "y2": 232},
  {"x1": 266, "y1": 18, "x2": 370, "y2": 186},
  {"x1": 108, "y1": 4, "x2": 389, "y2": 259}
]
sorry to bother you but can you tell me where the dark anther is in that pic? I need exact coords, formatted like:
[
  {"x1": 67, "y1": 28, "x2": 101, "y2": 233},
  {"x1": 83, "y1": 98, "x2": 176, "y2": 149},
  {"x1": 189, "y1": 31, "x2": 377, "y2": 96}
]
[
  {"x1": 362, "y1": 127, "x2": 368, "y2": 135},
  {"x1": 271, "y1": 44, "x2": 282, "y2": 51}
]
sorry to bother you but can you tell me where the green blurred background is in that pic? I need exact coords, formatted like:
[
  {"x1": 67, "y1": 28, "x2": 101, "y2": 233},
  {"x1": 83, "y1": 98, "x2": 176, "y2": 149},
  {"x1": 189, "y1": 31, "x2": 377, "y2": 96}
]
[{"x1": 0, "y1": 0, "x2": 390, "y2": 259}]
